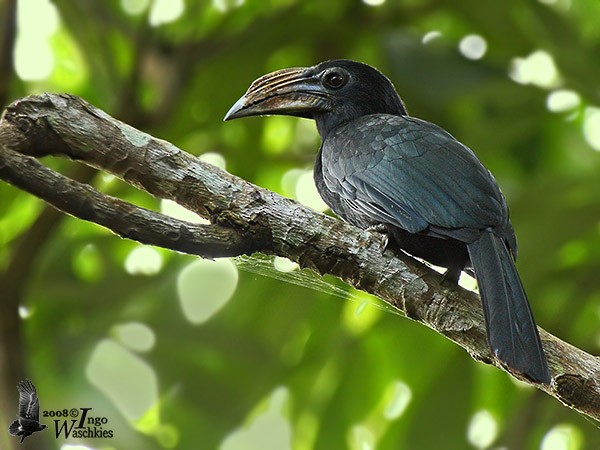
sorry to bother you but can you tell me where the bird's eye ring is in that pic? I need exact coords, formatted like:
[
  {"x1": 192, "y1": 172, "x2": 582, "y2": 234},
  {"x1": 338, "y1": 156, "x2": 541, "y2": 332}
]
[{"x1": 322, "y1": 70, "x2": 348, "y2": 90}]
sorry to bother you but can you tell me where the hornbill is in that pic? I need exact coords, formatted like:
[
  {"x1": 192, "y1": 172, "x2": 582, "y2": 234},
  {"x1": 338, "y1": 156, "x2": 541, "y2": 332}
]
[{"x1": 225, "y1": 59, "x2": 550, "y2": 384}]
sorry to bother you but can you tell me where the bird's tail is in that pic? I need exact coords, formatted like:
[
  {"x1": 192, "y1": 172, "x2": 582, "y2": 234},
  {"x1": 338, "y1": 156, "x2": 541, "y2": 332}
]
[
  {"x1": 8, "y1": 419, "x2": 20, "y2": 436},
  {"x1": 467, "y1": 230, "x2": 550, "y2": 383}
]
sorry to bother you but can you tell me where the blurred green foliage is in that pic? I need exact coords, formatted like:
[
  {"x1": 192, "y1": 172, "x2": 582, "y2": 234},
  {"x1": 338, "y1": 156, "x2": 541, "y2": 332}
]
[{"x1": 1, "y1": 0, "x2": 600, "y2": 449}]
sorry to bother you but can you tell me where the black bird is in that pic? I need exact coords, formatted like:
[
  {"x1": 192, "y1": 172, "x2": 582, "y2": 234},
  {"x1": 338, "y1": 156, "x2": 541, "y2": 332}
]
[
  {"x1": 225, "y1": 59, "x2": 550, "y2": 384},
  {"x1": 8, "y1": 379, "x2": 47, "y2": 443}
]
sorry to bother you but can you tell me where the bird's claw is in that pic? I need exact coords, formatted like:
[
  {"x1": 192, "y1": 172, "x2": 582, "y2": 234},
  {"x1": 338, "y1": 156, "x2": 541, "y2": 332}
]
[{"x1": 366, "y1": 224, "x2": 389, "y2": 252}]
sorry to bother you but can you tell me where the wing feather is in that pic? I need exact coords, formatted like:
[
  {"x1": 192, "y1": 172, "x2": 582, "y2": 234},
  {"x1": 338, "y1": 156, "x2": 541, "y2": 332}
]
[
  {"x1": 17, "y1": 380, "x2": 40, "y2": 421},
  {"x1": 321, "y1": 114, "x2": 511, "y2": 244}
]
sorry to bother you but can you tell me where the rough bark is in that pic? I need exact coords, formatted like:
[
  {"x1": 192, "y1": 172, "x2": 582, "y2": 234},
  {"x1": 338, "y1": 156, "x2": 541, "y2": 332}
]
[{"x1": 1, "y1": 93, "x2": 599, "y2": 422}]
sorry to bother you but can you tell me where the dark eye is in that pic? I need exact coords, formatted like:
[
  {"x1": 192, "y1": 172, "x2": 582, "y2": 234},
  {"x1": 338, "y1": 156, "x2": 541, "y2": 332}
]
[{"x1": 322, "y1": 70, "x2": 348, "y2": 90}]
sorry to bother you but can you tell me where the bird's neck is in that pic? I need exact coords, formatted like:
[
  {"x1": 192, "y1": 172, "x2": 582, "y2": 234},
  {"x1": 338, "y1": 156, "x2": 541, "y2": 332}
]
[
  {"x1": 314, "y1": 99, "x2": 407, "y2": 140},
  {"x1": 314, "y1": 109, "x2": 364, "y2": 140},
  {"x1": 314, "y1": 113, "x2": 342, "y2": 140}
]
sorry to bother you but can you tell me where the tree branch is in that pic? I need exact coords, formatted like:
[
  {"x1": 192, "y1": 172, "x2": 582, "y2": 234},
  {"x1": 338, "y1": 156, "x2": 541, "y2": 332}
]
[
  {"x1": 1, "y1": 93, "x2": 599, "y2": 421},
  {"x1": 0, "y1": 146, "x2": 258, "y2": 258}
]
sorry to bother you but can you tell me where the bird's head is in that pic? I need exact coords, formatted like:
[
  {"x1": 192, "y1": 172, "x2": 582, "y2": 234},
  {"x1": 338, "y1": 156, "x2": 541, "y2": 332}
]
[{"x1": 224, "y1": 59, "x2": 407, "y2": 138}]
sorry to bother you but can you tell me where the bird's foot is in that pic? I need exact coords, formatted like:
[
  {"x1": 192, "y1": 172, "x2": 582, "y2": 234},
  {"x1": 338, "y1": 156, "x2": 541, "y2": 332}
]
[{"x1": 366, "y1": 224, "x2": 389, "y2": 252}]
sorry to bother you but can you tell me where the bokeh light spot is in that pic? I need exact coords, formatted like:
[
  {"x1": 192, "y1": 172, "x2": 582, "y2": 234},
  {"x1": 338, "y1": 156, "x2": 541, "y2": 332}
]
[
  {"x1": 17, "y1": 0, "x2": 60, "y2": 41},
  {"x1": 509, "y1": 50, "x2": 560, "y2": 88},
  {"x1": 541, "y1": 424, "x2": 583, "y2": 450},
  {"x1": 546, "y1": 90, "x2": 581, "y2": 113},
  {"x1": 422, "y1": 31, "x2": 442, "y2": 44},
  {"x1": 459, "y1": 34, "x2": 487, "y2": 60},
  {"x1": 349, "y1": 424, "x2": 375, "y2": 450},
  {"x1": 213, "y1": 0, "x2": 245, "y2": 13},
  {"x1": 15, "y1": 39, "x2": 54, "y2": 81},
  {"x1": 362, "y1": 0, "x2": 386, "y2": 6},
  {"x1": 177, "y1": 258, "x2": 239, "y2": 324},
  {"x1": 149, "y1": 0, "x2": 184, "y2": 26},
  {"x1": 384, "y1": 381, "x2": 412, "y2": 420},
  {"x1": 113, "y1": 322, "x2": 156, "y2": 352},
  {"x1": 14, "y1": 0, "x2": 59, "y2": 81},
  {"x1": 135, "y1": 404, "x2": 180, "y2": 450},
  {"x1": 125, "y1": 246, "x2": 163, "y2": 276},
  {"x1": 220, "y1": 387, "x2": 292, "y2": 450},
  {"x1": 467, "y1": 410, "x2": 498, "y2": 449},
  {"x1": 583, "y1": 107, "x2": 600, "y2": 151},
  {"x1": 18, "y1": 305, "x2": 31, "y2": 319},
  {"x1": 155, "y1": 424, "x2": 180, "y2": 449},
  {"x1": 87, "y1": 339, "x2": 158, "y2": 420},
  {"x1": 121, "y1": 0, "x2": 150, "y2": 15},
  {"x1": 295, "y1": 171, "x2": 328, "y2": 212}
]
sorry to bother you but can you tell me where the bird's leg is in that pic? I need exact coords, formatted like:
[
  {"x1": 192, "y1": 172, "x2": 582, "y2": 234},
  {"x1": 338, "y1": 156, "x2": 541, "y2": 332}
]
[
  {"x1": 441, "y1": 266, "x2": 461, "y2": 285},
  {"x1": 366, "y1": 223, "x2": 389, "y2": 252}
]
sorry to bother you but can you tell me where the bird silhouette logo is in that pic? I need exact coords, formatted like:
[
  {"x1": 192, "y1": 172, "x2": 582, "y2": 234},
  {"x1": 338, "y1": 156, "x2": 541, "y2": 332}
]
[{"x1": 8, "y1": 379, "x2": 47, "y2": 443}]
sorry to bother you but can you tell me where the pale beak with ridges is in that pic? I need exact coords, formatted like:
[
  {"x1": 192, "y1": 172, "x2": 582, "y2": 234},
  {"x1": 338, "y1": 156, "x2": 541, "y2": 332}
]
[{"x1": 224, "y1": 66, "x2": 330, "y2": 121}]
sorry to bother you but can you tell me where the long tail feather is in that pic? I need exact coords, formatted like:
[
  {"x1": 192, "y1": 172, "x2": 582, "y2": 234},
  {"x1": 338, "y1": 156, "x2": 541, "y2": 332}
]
[{"x1": 467, "y1": 230, "x2": 550, "y2": 383}]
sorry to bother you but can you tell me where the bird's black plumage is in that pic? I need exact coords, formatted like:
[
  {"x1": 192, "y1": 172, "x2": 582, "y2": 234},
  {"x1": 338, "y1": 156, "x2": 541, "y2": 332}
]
[
  {"x1": 8, "y1": 379, "x2": 47, "y2": 443},
  {"x1": 225, "y1": 59, "x2": 550, "y2": 383}
]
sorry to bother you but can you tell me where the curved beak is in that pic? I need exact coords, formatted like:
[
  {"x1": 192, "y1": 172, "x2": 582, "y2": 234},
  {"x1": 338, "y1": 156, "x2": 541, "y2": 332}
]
[{"x1": 224, "y1": 67, "x2": 330, "y2": 121}]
